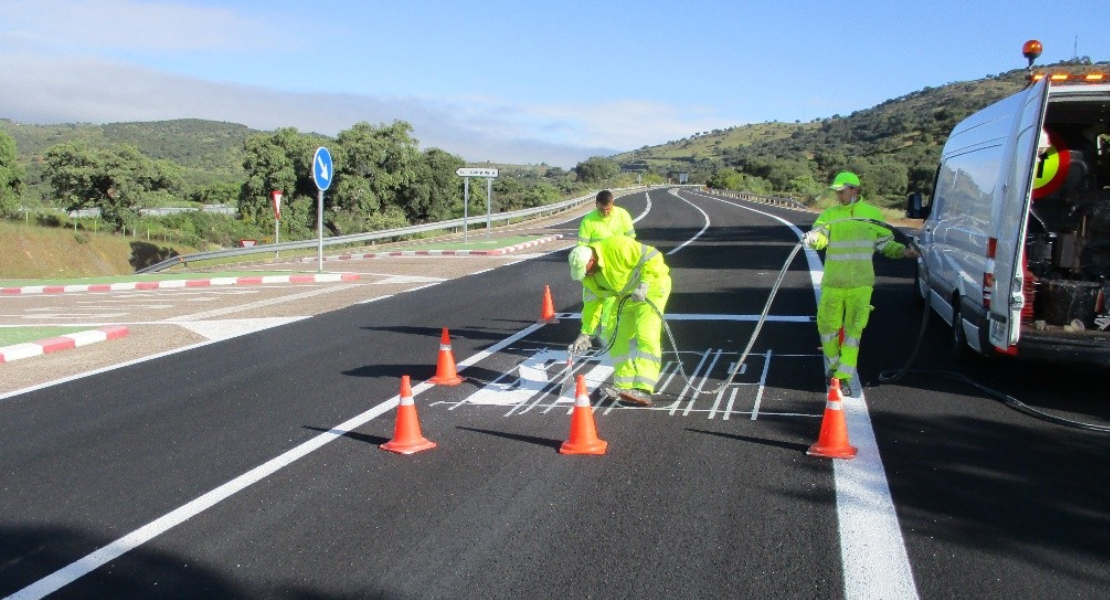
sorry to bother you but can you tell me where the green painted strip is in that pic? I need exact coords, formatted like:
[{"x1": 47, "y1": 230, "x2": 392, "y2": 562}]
[{"x1": 0, "y1": 327, "x2": 90, "y2": 347}]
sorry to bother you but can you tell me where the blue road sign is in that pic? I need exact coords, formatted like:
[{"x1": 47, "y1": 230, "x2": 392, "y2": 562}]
[{"x1": 313, "y1": 146, "x2": 333, "y2": 191}]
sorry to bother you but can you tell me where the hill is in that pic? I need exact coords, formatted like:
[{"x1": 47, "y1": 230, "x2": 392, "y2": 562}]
[
  {"x1": 612, "y1": 59, "x2": 1109, "y2": 206},
  {"x1": 0, "y1": 118, "x2": 255, "y2": 203},
  {"x1": 4, "y1": 58, "x2": 1107, "y2": 212}
]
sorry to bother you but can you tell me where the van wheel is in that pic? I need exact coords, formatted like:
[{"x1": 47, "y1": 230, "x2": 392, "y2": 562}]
[{"x1": 951, "y1": 300, "x2": 970, "y2": 362}]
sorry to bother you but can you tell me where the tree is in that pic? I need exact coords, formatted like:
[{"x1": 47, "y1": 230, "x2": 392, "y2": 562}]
[
  {"x1": 399, "y1": 148, "x2": 464, "y2": 223},
  {"x1": 330, "y1": 121, "x2": 425, "y2": 233},
  {"x1": 0, "y1": 129, "x2": 24, "y2": 217},
  {"x1": 239, "y1": 128, "x2": 317, "y2": 233},
  {"x1": 43, "y1": 142, "x2": 184, "y2": 232},
  {"x1": 190, "y1": 181, "x2": 240, "y2": 206},
  {"x1": 574, "y1": 156, "x2": 619, "y2": 183}
]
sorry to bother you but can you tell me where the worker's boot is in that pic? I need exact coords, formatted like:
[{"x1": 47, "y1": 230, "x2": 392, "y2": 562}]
[
  {"x1": 616, "y1": 388, "x2": 652, "y2": 407},
  {"x1": 839, "y1": 377, "x2": 862, "y2": 399}
]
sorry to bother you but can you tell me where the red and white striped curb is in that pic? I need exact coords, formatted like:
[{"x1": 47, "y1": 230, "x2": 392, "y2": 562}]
[
  {"x1": 0, "y1": 325, "x2": 130, "y2": 364},
  {"x1": 1, "y1": 273, "x2": 362, "y2": 296},
  {"x1": 300, "y1": 234, "x2": 565, "y2": 263}
]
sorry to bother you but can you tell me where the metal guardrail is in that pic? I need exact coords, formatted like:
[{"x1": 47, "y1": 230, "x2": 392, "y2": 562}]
[
  {"x1": 136, "y1": 187, "x2": 648, "y2": 273},
  {"x1": 705, "y1": 189, "x2": 810, "y2": 210}
]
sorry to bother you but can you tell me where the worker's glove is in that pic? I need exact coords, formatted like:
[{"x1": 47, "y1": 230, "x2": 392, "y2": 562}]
[
  {"x1": 903, "y1": 247, "x2": 920, "y2": 259},
  {"x1": 630, "y1": 281, "x2": 650, "y2": 303},
  {"x1": 569, "y1": 333, "x2": 592, "y2": 355},
  {"x1": 802, "y1": 230, "x2": 820, "y2": 249}
]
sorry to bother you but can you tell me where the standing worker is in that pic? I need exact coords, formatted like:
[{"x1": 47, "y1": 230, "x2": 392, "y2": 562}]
[
  {"x1": 567, "y1": 235, "x2": 671, "y2": 407},
  {"x1": 803, "y1": 171, "x2": 918, "y2": 397},
  {"x1": 578, "y1": 190, "x2": 636, "y2": 245},
  {"x1": 577, "y1": 190, "x2": 637, "y2": 342}
]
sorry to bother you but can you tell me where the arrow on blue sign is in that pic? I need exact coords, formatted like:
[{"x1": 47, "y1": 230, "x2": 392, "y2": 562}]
[{"x1": 313, "y1": 147, "x2": 333, "y2": 191}]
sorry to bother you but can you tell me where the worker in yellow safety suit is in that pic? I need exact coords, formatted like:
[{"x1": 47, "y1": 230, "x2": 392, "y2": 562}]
[
  {"x1": 577, "y1": 190, "x2": 636, "y2": 342},
  {"x1": 568, "y1": 235, "x2": 670, "y2": 407},
  {"x1": 803, "y1": 171, "x2": 918, "y2": 397}
]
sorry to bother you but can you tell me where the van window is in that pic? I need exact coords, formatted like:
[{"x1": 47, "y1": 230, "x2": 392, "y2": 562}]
[{"x1": 940, "y1": 146, "x2": 1002, "y2": 225}]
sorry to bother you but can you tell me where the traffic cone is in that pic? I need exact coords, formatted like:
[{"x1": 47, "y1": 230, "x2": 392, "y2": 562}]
[
  {"x1": 559, "y1": 375, "x2": 607, "y2": 455},
  {"x1": 381, "y1": 375, "x2": 437, "y2": 454},
  {"x1": 539, "y1": 285, "x2": 559, "y2": 324},
  {"x1": 807, "y1": 378, "x2": 858, "y2": 459},
  {"x1": 430, "y1": 327, "x2": 464, "y2": 385}
]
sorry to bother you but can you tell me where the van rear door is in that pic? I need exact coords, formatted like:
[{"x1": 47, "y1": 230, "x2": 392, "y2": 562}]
[{"x1": 988, "y1": 78, "x2": 1050, "y2": 349}]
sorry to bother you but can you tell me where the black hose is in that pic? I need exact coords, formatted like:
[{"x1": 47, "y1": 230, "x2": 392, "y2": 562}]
[
  {"x1": 877, "y1": 238, "x2": 1110, "y2": 434},
  {"x1": 572, "y1": 214, "x2": 1110, "y2": 432}
]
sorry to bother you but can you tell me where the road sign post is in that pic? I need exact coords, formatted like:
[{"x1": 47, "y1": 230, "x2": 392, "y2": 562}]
[
  {"x1": 313, "y1": 147, "x2": 333, "y2": 273},
  {"x1": 456, "y1": 168, "x2": 498, "y2": 244},
  {"x1": 271, "y1": 190, "x2": 283, "y2": 258},
  {"x1": 462, "y1": 177, "x2": 470, "y2": 243},
  {"x1": 486, "y1": 177, "x2": 493, "y2": 240}
]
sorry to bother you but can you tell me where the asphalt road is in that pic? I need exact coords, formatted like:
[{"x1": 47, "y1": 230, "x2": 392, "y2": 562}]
[{"x1": 1, "y1": 189, "x2": 1107, "y2": 600}]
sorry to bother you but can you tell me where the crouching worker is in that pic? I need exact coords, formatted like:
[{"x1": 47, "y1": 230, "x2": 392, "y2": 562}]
[
  {"x1": 803, "y1": 171, "x2": 918, "y2": 397},
  {"x1": 567, "y1": 235, "x2": 672, "y2": 407}
]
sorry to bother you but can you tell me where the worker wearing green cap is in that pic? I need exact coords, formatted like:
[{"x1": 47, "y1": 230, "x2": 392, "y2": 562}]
[
  {"x1": 803, "y1": 171, "x2": 918, "y2": 396},
  {"x1": 577, "y1": 190, "x2": 637, "y2": 342},
  {"x1": 567, "y1": 235, "x2": 671, "y2": 406}
]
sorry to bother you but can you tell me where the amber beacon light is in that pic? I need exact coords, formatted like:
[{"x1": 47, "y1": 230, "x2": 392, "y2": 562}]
[{"x1": 1023, "y1": 39, "x2": 1043, "y2": 67}]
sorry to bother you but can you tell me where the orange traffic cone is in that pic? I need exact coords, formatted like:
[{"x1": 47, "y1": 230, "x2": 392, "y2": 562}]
[
  {"x1": 807, "y1": 378, "x2": 858, "y2": 459},
  {"x1": 430, "y1": 327, "x2": 464, "y2": 385},
  {"x1": 381, "y1": 375, "x2": 437, "y2": 454},
  {"x1": 559, "y1": 375, "x2": 607, "y2": 455},
  {"x1": 539, "y1": 285, "x2": 559, "y2": 324}
]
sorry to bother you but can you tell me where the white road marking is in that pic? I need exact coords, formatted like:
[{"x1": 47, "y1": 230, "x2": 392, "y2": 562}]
[
  {"x1": 3, "y1": 323, "x2": 544, "y2": 600},
  {"x1": 176, "y1": 318, "x2": 309, "y2": 341},
  {"x1": 465, "y1": 349, "x2": 561, "y2": 407},
  {"x1": 749, "y1": 349, "x2": 772, "y2": 421},
  {"x1": 836, "y1": 394, "x2": 920, "y2": 600},
  {"x1": 162, "y1": 284, "x2": 361, "y2": 322},
  {"x1": 684, "y1": 189, "x2": 919, "y2": 600},
  {"x1": 0, "y1": 313, "x2": 130, "y2": 319},
  {"x1": 666, "y1": 189, "x2": 711, "y2": 255},
  {"x1": 371, "y1": 275, "x2": 446, "y2": 285}
]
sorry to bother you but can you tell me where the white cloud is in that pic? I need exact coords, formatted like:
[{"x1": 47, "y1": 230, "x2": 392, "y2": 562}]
[
  {"x1": 523, "y1": 100, "x2": 738, "y2": 149},
  {"x1": 0, "y1": 53, "x2": 613, "y2": 167}
]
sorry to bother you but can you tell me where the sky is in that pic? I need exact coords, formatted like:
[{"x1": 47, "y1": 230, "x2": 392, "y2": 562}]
[{"x1": 1, "y1": 0, "x2": 1108, "y2": 169}]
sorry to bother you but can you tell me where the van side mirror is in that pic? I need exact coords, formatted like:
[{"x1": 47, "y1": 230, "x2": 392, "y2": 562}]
[{"x1": 906, "y1": 192, "x2": 931, "y2": 219}]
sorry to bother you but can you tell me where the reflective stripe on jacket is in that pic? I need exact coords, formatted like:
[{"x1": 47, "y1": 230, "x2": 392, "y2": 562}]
[{"x1": 809, "y1": 199, "x2": 905, "y2": 289}]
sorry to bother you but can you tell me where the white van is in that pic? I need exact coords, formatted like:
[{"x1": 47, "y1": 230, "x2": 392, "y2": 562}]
[{"x1": 906, "y1": 61, "x2": 1110, "y2": 368}]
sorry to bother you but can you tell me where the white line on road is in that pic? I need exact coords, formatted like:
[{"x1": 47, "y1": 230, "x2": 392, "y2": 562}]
[
  {"x1": 749, "y1": 349, "x2": 772, "y2": 421},
  {"x1": 837, "y1": 393, "x2": 920, "y2": 600},
  {"x1": 3, "y1": 323, "x2": 545, "y2": 600},
  {"x1": 162, "y1": 283, "x2": 363, "y2": 322},
  {"x1": 666, "y1": 188, "x2": 711, "y2": 255},
  {"x1": 686, "y1": 189, "x2": 920, "y2": 600}
]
